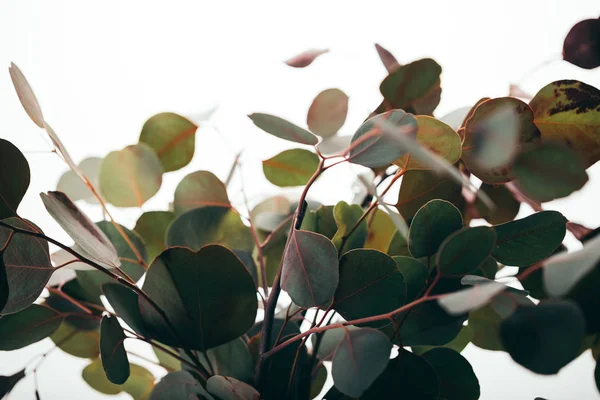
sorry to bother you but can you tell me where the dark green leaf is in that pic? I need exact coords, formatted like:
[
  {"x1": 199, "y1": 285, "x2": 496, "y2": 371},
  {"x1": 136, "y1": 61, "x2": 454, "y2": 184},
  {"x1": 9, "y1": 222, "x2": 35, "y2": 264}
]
[
  {"x1": 262, "y1": 149, "x2": 320, "y2": 187},
  {"x1": 307, "y1": 88, "x2": 349, "y2": 138},
  {"x1": 421, "y1": 348, "x2": 480, "y2": 400},
  {"x1": 0, "y1": 139, "x2": 30, "y2": 219},
  {"x1": 395, "y1": 170, "x2": 464, "y2": 221},
  {"x1": 139, "y1": 112, "x2": 198, "y2": 172},
  {"x1": 197, "y1": 338, "x2": 254, "y2": 382},
  {"x1": 469, "y1": 304, "x2": 504, "y2": 351},
  {"x1": 174, "y1": 170, "x2": 230, "y2": 214},
  {"x1": 206, "y1": 375, "x2": 260, "y2": 400},
  {"x1": 514, "y1": 144, "x2": 588, "y2": 202},
  {"x1": 387, "y1": 230, "x2": 410, "y2": 257},
  {"x1": 133, "y1": 211, "x2": 175, "y2": 261},
  {"x1": 167, "y1": 206, "x2": 253, "y2": 252},
  {"x1": 393, "y1": 256, "x2": 428, "y2": 301},
  {"x1": 413, "y1": 324, "x2": 472, "y2": 355},
  {"x1": 332, "y1": 201, "x2": 367, "y2": 253},
  {"x1": 348, "y1": 109, "x2": 418, "y2": 168},
  {"x1": 500, "y1": 300, "x2": 586, "y2": 374},
  {"x1": 493, "y1": 211, "x2": 567, "y2": 266},
  {"x1": 84, "y1": 359, "x2": 155, "y2": 400},
  {"x1": 476, "y1": 183, "x2": 520, "y2": 225},
  {"x1": 334, "y1": 249, "x2": 406, "y2": 327},
  {"x1": 0, "y1": 218, "x2": 52, "y2": 314},
  {"x1": 563, "y1": 18, "x2": 600, "y2": 69},
  {"x1": 313, "y1": 326, "x2": 359, "y2": 361},
  {"x1": 40, "y1": 191, "x2": 120, "y2": 268},
  {"x1": 249, "y1": 113, "x2": 318, "y2": 145},
  {"x1": 331, "y1": 327, "x2": 392, "y2": 397},
  {"x1": 0, "y1": 369, "x2": 26, "y2": 398},
  {"x1": 141, "y1": 245, "x2": 257, "y2": 350},
  {"x1": 408, "y1": 199, "x2": 463, "y2": 260},
  {"x1": 380, "y1": 58, "x2": 441, "y2": 110},
  {"x1": 310, "y1": 364, "x2": 327, "y2": 399},
  {"x1": 0, "y1": 304, "x2": 63, "y2": 350},
  {"x1": 100, "y1": 315, "x2": 129, "y2": 384},
  {"x1": 281, "y1": 229, "x2": 338, "y2": 308},
  {"x1": 596, "y1": 359, "x2": 600, "y2": 393},
  {"x1": 437, "y1": 226, "x2": 496, "y2": 275},
  {"x1": 99, "y1": 143, "x2": 164, "y2": 207},
  {"x1": 102, "y1": 283, "x2": 147, "y2": 336}
]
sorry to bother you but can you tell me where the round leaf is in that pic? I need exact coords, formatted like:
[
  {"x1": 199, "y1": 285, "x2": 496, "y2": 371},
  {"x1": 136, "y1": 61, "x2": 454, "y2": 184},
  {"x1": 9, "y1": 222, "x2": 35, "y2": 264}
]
[
  {"x1": 421, "y1": 348, "x2": 480, "y2": 400},
  {"x1": 380, "y1": 58, "x2": 442, "y2": 110},
  {"x1": 332, "y1": 201, "x2": 368, "y2": 254},
  {"x1": 174, "y1": 170, "x2": 230, "y2": 214},
  {"x1": 248, "y1": 113, "x2": 318, "y2": 145},
  {"x1": 102, "y1": 283, "x2": 147, "y2": 337},
  {"x1": 50, "y1": 321, "x2": 100, "y2": 358},
  {"x1": 56, "y1": 157, "x2": 102, "y2": 203},
  {"x1": 99, "y1": 143, "x2": 163, "y2": 207},
  {"x1": 100, "y1": 315, "x2": 130, "y2": 384},
  {"x1": 436, "y1": 226, "x2": 497, "y2": 276},
  {"x1": 197, "y1": 338, "x2": 254, "y2": 382},
  {"x1": 563, "y1": 18, "x2": 600, "y2": 69},
  {"x1": 281, "y1": 230, "x2": 339, "y2": 308},
  {"x1": 493, "y1": 211, "x2": 567, "y2": 267},
  {"x1": 141, "y1": 245, "x2": 257, "y2": 350},
  {"x1": 331, "y1": 328, "x2": 392, "y2": 397},
  {"x1": 262, "y1": 149, "x2": 320, "y2": 187},
  {"x1": 469, "y1": 304, "x2": 504, "y2": 351},
  {"x1": 133, "y1": 211, "x2": 175, "y2": 261},
  {"x1": 0, "y1": 139, "x2": 30, "y2": 219},
  {"x1": 363, "y1": 209, "x2": 397, "y2": 252},
  {"x1": 408, "y1": 199, "x2": 463, "y2": 260},
  {"x1": 307, "y1": 88, "x2": 349, "y2": 137},
  {"x1": 476, "y1": 183, "x2": 520, "y2": 225},
  {"x1": 0, "y1": 304, "x2": 63, "y2": 350}
]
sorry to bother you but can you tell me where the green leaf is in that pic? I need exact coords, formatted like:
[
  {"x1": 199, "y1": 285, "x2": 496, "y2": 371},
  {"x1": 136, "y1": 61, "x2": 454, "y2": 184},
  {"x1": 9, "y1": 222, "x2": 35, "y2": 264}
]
[
  {"x1": 141, "y1": 245, "x2": 257, "y2": 350},
  {"x1": 530, "y1": 80, "x2": 600, "y2": 167},
  {"x1": 0, "y1": 369, "x2": 26, "y2": 398},
  {"x1": 514, "y1": 144, "x2": 588, "y2": 202},
  {"x1": 563, "y1": 19, "x2": 600, "y2": 69},
  {"x1": 138, "y1": 112, "x2": 198, "y2": 172},
  {"x1": 462, "y1": 97, "x2": 540, "y2": 183},
  {"x1": 0, "y1": 304, "x2": 63, "y2": 350},
  {"x1": 380, "y1": 58, "x2": 442, "y2": 110},
  {"x1": 57, "y1": 157, "x2": 102, "y2": 203},
  {"x1": 173, "y1": 170, "x2": 230, "y2": 214},
  {"x1": 476, "y1": 183, "x2": 520, "y2": 225},
  {"x1": 396, "y1": 170, "x2": 464, "y2": 221},
  {"x1": 312, "y1": 326, "x2": 360, "y2": 362},
  {"x1": 348, "y1": 109, "x2": 418, "y2": 168},
  {"x1": 500, "y1": 300, "x2": 586, "y2": 374},
  {"x1": 310, "y1": 364, "x2": 327, "y2": 399},
  {"x1": 281, "y1": 229, "x2": 338, "y2": 308},
  {"x1": 493, "y1": 211, "x2": 567, "y2": 266},
  {"x1": 0, "y1": 139, "x2": 30, "y2": 218},
  {"x1": 332, "y1": 201, "x2": 367, "y2": 253},
  {"x1": 206, "y1": 376, "x2": 260, "y2": 400},
  {"x1": 387, "y1": 230, "x2": 410, "y2": 257},
  {"x1": 100, "y1": 315, "x2": 130, "y2": 384},
  {"x1": 412, "y1": 324, "x2": 473, "y2": 355},
  {"x1": 301, "y1": 205, "x2": 337, "y2": 239},
  {"x1": 102, "y1": 283, "x2": 147, "y2": 336},
  {"x1": 167, "y1": 206, "x2": 253, "y2": 252},
  {"x1": 197, "y1": 338, "x2": 254, "y2": 382},
  {"x1": 469, "y1": 304, "x2": 504, "y2": 351},
  {"x1": 543, "y1": 234, "x2": 600, "y2": 297},
  {"x1": 0, "y1": 218, "x2": 52, "y2": 314},
  {"x1": 149, "y1": 371, "x2": 213, "y2": 399},
  {"x1": 436, "y1": 226, "x2": 496, "y2": 275},
  {"x1": 307, "y1": 88, "x2": 349, "y2": 138},
  {"x1": 408, "y1": 199, "x2": 463, "y2": 260},
  {"x1": 394, "y1": 116, "x2": 461, "y2": 171},
  {"x1": 153, "y1": 346, "x2": 181, "y2": 372},
  {"x1": 76, "y1": 221, "x2": 147, "y2": 300},
  {"x1": 83, "y1": 359, "x2": 155, "y2": 400},
  {"x1": 133, "y1": 211, "x2": 175, "y2": 261},
  {"x1": 262, "y1": 149, "x2": 320, "y2": 187},
  {"x1": 99, "y1": 143, "x2": 164, "y2": 207},
  {"x1": 363, "y1": 209, "x2": 397, "y2": 252},
  {"x1": 421, "y1": 348, "x2": 480, "y2": 400},
  {"x1": 50, "y1": 321, "x2": 100, "y2": 358},
  {"x1": 334, "y1": 249, "x2": 406, "y2": 327},
  {"x1": 248, "y1": 113, "x2": 318, "y2": 145},
  {"x1": 393, "y1": 256, "x2": 428, "y2": 301},
  {"x1": 331, "y1": 328, "x2": 392, "y2": 397},
  {"x1": 40, "y1": 191, "x2": 120, "y2": 268}
]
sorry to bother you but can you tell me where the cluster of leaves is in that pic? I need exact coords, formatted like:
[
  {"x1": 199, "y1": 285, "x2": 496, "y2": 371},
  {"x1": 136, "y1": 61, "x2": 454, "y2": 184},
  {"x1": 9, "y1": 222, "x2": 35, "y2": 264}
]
[{"x1": 2, "y1": 17, "x2": 600, "y2": 400}]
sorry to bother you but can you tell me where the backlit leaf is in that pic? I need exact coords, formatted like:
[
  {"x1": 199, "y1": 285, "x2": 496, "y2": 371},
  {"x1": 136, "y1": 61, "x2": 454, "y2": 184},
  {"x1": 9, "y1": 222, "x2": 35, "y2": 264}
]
[
  {"x1": 206, "y1": 376, "x2": 260, "y2": 400},
  {"x1": 50, "y1": 321, "x2": 100, "y2": 358},
  {"x1": 262, "y1": 149, "x2": 320, "y2": 187},
  {"x1": 0, "y1": 139, "x2": 30, "y2": 219},
  {"x1": 421, "y1": 348, "x2": 480, "y2": 400},
  {"x1": 9, "y1": 62, "x2": 44, "y2": 127},
  {"x1": 248, "y1": 113, "x2": 318, "y2": 145},
  {"x1": 284, "y1": 49, "x2": 328, "y2": 68},
  {"x1": 563, "y1": 18, "x2": 600, "y2": 69},
  {"x1": 408, "y1": 199, "x2": 463, "y2": 260},
  {"x1": 438, "y1": 281, "x2": 506, "y2": 315},
  {"x1": 530, "y1": 80, "x2": 600, "y2": 167},
  {"x1": 307, "y1": 88, "x2": 349, "y2": 138},
  {"x1": 281, "y1": 230, "x2": 338, "y2": 308},
  {"x1": 331, "y1": 328, "x2": 392, "y2": 397},
  {"x1": 380, "y1": 59, "x2": 442, "y2": 111},
  {"x1": 83, "y1": 359, "x2": 155, "y2": 400},
  {"x1": 174, "y1": 170, "x2": 230, "y2": 214},
  {"x1": 141, "y1": 246, "x2": 257, "y2": 350},
  {"x1": 364, "y1": 209, "x2": 397, "y2": 252},
  {"x1": 332, "y1": 201, "x2": 368, "y2": 254},
  {"x1": 57, "y1": 157, "x2": 103, "y2": 203},
  {"x1": 492, "y1": 211, "x2": 567, "y2": 267},
  {"x1": 139, "y1": 112, "x2": 198, "y2": 172},
  {"x1": 99, "y1": 143, "x2": 163, "y2": 207},
  {"x1": 0, "y1": 304, "x2": 63, "y2": 350},
  {"x1": 374, "y1": 43, "x2": 401, "y2": 73},
  {"x1": 436, "y1": 226, "x2": 496, "y2": 276},
  {"x1": 100, "y1": 315, "x2": 130, "y2": 384},
  {"x1": 133, "y1": 211, "x2": 175, "y2": 261}
]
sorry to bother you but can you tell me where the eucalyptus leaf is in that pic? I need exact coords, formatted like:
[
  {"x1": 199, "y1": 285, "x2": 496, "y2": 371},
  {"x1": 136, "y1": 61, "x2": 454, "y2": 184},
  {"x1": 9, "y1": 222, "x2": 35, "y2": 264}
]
[
  {"x1": 436, "y1": 226, "x2": 496, "y2": 276},
  {"x1": 50, "y1": 321, "x2": 100, "y2": 358},
  {"x1": 380, "y1": 58, "x2": 442, "y2": 111},
  {"x1": 0, "y1": 369, "x2": 26, "y2": 399},
  {"x1": 174, "y1": 170, "x2": 230, "y2": 214},
  {"x1": 332, "y1": 201, "x2": 367, "y2": 253},
  {"x1": 83, "y1": 359, "x2": 155, "y2": 400},
  {"x1": 100, "y1": 315, "x2": 130, "y2": 384},
  {"x1": 476, "y1": 183, "x2": 520, "y2": 225},
  {"x1": 9, "y1": 62, "x2": 44, "y2": 127},
  {"x1": 284, "y1": 49, "x2": 328, "y2": 68},
  {"x1": 249, "y1": 113, "x2": 318, "y2": 145},
  {"x1": 133, "y1": 211, "x2": 175, "y2": 261},
  {"x1": 563, "y1": 18, "x2": 600, "y2": 69},
  {"x1": 57, "y1": 157, "x2": 103, "y2": 204},
  {"x1": 0, "y1": 304, "x2": 63, "y2": 350},
  {"x1": 102, "y1": 283, "x2": 148, "y2": 336},
  {"x1": 307, "y1": 88, "x2": 349, "y2": 137},
  {"x1": 263, "y1": 149, "x2": 320, "y2": 187},
  {"x1": 0, "y1": 139, "x2": 30, "y2": 219},
  {"x1": 206, "y1": 375, "x2": 260, "y2": 400},
  {"x1": 421, "y1": 348, "x2": 480, "y2": 400}
]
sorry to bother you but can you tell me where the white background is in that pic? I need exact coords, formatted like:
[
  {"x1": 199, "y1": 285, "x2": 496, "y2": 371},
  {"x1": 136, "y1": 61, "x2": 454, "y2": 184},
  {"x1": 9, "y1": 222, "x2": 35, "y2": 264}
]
[{"x1": 1, "y1": 1, "x2": 600, "y2": 399}]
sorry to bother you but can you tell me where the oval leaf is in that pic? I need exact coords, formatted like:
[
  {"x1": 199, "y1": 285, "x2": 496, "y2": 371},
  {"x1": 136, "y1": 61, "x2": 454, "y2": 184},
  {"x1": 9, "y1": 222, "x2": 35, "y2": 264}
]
[
  {"x1": 248, "y1": 113, "x2": 318, "y2": 145},
  {"x1": 0, "y1": 139, "x2": 30, "y2": 219},
  {"x1": 281, "y1": 230, "x2": 339, "y2": 308},
  {"x1": 99, "y1": 143, "x2": 163, "y2": 207},
  {"x1": 83, "y1": 359, "x2": 155, "y2": 400},
  {"x1": 436, "y1": 226, "x2": 497, "y2": 276},
  {"x1": 307, "y1": 88, "x2": 349, "y2": 137},
  {"x1": 332, "y1": 201, "x2": 368, "y2": 254},
  {"x1": 50, "y1": 321, "x2": 100, "y2": 358},
  {"x1": 102, "y1": 283, "x2": 147, "y2": 337},
  {"x1": 0, "y1": 369, "x2": 26, "y2": 399},
  {"x1": 139, "y1": 112, "x2": 198, "y2": 172},
  {"x1": 475, "y1": 183, "x2": 520, "y2": 225},
  {"x1": 100, "y1": 315, "x2": 130, "y2": 384},
  {"x1": 380, "y1": 59, "x2": 442, "y2": 110},
  {"x1": 174, "y1": 171, "x2": 230, "y2": 214},
  {"x1": 284, "y1": 49, "x2": 328, "y2": 68},
  {"x1": 563, "y1": 18, "x2": 600, "y2": 69},
  {"x1": 438, "y1": 281, "x2": 507, "y2": 315},
  {"x1": 9, "y1": 62, "x2": 44, "y2": 127},
  {"x1": 0, "y1": 304, "x2": 63, "y2": 350},
  {"x1": 263, "y1": 149, "x2": 320, "y2": 187}
]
